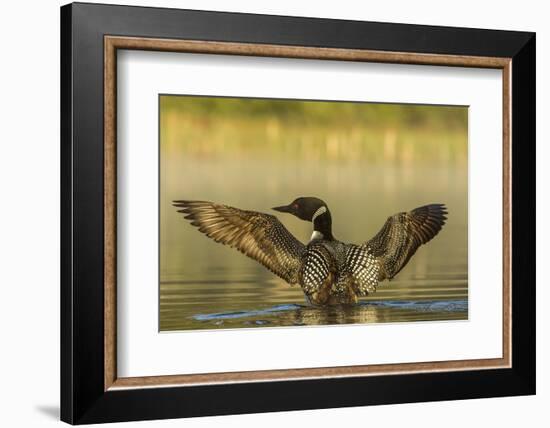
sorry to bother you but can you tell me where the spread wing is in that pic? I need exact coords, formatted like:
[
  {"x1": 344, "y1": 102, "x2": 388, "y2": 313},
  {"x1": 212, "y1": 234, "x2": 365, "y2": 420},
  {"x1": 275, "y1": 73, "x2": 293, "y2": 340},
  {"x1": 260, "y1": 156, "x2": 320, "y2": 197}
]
[
  {"x1": 345, "y1": 245, "x2": 380, "y2": 296},
  {"x1": 365, "y1": 204, "x2": 447, "y2": 281},
  {"x1": 173, "y1": 200, "x2": 306, "y2": 284}
]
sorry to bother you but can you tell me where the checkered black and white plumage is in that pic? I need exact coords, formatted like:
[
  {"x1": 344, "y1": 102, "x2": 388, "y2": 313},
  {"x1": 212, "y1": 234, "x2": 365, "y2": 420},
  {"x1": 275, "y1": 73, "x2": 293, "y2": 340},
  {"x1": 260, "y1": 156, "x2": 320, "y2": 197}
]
[
  {"x1": 342, "y1": 244, "x2": 380, "y2": 295},
  {"x1": 174, "y1": 199, "x2": 447, "y2": 306},
  {"x1": 299, "y1": 245, "x2": 333, "y2": 295},
  {"x1": 173, "y1": 200, "x2": 306, "y2": 285},
  {"x1": 365, "y1": 204, "x2": 448, "y2": 281}
]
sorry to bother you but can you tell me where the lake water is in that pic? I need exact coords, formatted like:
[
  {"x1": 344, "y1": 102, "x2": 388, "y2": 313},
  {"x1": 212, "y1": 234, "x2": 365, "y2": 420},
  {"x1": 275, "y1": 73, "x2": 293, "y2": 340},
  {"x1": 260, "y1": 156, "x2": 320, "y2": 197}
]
[
  {"x1": 159, "y1": 102, "x2": 468, "y2": 331},
  {"x1": 160, "y1": 156, "x2": 468, "y2": 331}
]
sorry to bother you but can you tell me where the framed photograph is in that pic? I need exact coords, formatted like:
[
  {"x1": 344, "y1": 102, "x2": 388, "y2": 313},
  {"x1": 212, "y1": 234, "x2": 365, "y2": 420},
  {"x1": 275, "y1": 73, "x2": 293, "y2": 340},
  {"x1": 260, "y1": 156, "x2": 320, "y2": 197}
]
[{"x1": 61, "y1": 2, "x2": 535, "y2": 424}]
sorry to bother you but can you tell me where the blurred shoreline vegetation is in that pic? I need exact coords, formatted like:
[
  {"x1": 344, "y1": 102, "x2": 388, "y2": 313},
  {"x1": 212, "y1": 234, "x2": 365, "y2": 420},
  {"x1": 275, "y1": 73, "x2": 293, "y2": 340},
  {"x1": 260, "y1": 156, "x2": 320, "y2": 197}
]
[{"x1": 160, "y1": 95, "x2": 468, "y2": 165}]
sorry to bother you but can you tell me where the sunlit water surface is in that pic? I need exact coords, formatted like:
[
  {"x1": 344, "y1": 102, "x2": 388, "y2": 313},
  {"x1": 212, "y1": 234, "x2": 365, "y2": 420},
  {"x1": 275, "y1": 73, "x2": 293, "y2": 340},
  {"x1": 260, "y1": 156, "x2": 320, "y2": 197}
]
[{"x1": 160, "y1": 157, "x2": 468, "y2": 331}]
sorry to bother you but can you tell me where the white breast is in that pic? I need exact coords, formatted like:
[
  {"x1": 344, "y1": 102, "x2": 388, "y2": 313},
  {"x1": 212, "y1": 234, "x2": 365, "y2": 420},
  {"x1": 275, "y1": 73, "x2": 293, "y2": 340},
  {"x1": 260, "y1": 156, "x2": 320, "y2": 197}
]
[{"x1": 309, "y1": 230, "x2": 324, "y2": 242}]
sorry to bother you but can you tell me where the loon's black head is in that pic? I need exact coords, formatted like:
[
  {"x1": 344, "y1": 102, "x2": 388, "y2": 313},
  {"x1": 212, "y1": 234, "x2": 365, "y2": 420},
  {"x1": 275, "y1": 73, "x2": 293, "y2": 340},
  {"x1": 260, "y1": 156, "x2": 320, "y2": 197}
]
[{"x1": 272, "y1": 197, "x2": 328, "y2": 222}]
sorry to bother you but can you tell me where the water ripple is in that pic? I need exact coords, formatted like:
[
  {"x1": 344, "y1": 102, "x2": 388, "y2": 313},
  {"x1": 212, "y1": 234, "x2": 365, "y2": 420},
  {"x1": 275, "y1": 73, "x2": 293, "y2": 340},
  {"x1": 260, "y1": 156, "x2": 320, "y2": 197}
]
[{"x1": 192, "y1": 299, "x2": 467, "y2": 322}]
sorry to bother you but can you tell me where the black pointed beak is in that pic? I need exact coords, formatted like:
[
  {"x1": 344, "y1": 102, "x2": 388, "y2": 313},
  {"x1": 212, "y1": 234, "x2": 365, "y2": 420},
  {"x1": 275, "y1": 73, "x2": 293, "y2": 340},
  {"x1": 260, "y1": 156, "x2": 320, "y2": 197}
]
[{"x1": 272, "y1": 204, "x2": 293, "y2": 213}]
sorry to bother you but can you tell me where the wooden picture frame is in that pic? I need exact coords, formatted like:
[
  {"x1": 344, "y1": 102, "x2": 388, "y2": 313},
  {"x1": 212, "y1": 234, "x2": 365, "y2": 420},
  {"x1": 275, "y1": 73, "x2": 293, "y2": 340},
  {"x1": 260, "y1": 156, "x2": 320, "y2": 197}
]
[{"x1": 61, "y1": 2, "x2": 535, "y2": 424}]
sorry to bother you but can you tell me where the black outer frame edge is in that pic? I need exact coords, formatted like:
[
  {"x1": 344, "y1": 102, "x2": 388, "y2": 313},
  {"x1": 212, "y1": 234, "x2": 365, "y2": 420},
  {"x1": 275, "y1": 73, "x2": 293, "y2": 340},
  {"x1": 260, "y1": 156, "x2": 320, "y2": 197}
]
[
  {"x1": 60, "y1": 2, "x2": 536, "y2": 424},
  {"x1": 80, "y1": 370, "x2": 532, "y2": 424},
  {"x1": 510, "y1": 34, "x2": 536, "y2": 392},
  {"x1": 69, "y1": 1, "x2": 533, "y2": 56},
  {"x1": 60, "y1": 4, "x2": 74, "y2": 425}
]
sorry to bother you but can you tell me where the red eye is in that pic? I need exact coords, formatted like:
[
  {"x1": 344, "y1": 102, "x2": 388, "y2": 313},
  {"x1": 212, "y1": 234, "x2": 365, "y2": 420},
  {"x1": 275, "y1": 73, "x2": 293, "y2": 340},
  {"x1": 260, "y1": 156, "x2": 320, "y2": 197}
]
[{"x1": 293, "y1": 203, "x2": 298, "y2": 209}]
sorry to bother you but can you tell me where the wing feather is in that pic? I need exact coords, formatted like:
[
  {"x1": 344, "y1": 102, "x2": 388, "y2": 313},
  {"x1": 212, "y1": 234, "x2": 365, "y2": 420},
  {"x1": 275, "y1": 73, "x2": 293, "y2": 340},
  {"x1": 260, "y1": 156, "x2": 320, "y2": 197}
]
[
  {"x1": 173, "y1": 200, "x2": 306, "y2": 284},
  {"x1": 345, "y1": 244, "x2": 380, "y2": 296},
  {"x1": 365, "y1": 204, "x2": 448, "y2": 280}
]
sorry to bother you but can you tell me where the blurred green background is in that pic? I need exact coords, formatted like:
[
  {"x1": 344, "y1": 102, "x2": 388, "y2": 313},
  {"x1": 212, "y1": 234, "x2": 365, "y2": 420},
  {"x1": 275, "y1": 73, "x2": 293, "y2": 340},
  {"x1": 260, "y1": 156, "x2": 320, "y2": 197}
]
[
  {"x1": 159, "y1": 95, "x2": 468, "y2": 331},
  {"x1": 160, "y1": 96, "x2": 467, "y2": 164}
]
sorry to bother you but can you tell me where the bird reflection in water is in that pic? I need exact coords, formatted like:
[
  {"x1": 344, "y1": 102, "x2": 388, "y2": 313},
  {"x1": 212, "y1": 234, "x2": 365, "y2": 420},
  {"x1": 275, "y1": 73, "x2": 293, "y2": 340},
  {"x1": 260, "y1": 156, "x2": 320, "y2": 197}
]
[{"x1": 190, "y1": 300, "x2": 467, "y2": 330}]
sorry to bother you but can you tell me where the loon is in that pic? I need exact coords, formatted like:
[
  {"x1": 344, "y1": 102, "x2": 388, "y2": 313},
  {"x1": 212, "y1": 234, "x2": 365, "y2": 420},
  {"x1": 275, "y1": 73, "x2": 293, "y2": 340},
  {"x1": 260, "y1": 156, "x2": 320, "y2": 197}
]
[{"x1": 173, "y1": 197, "x2": 447, "y2": 306}]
